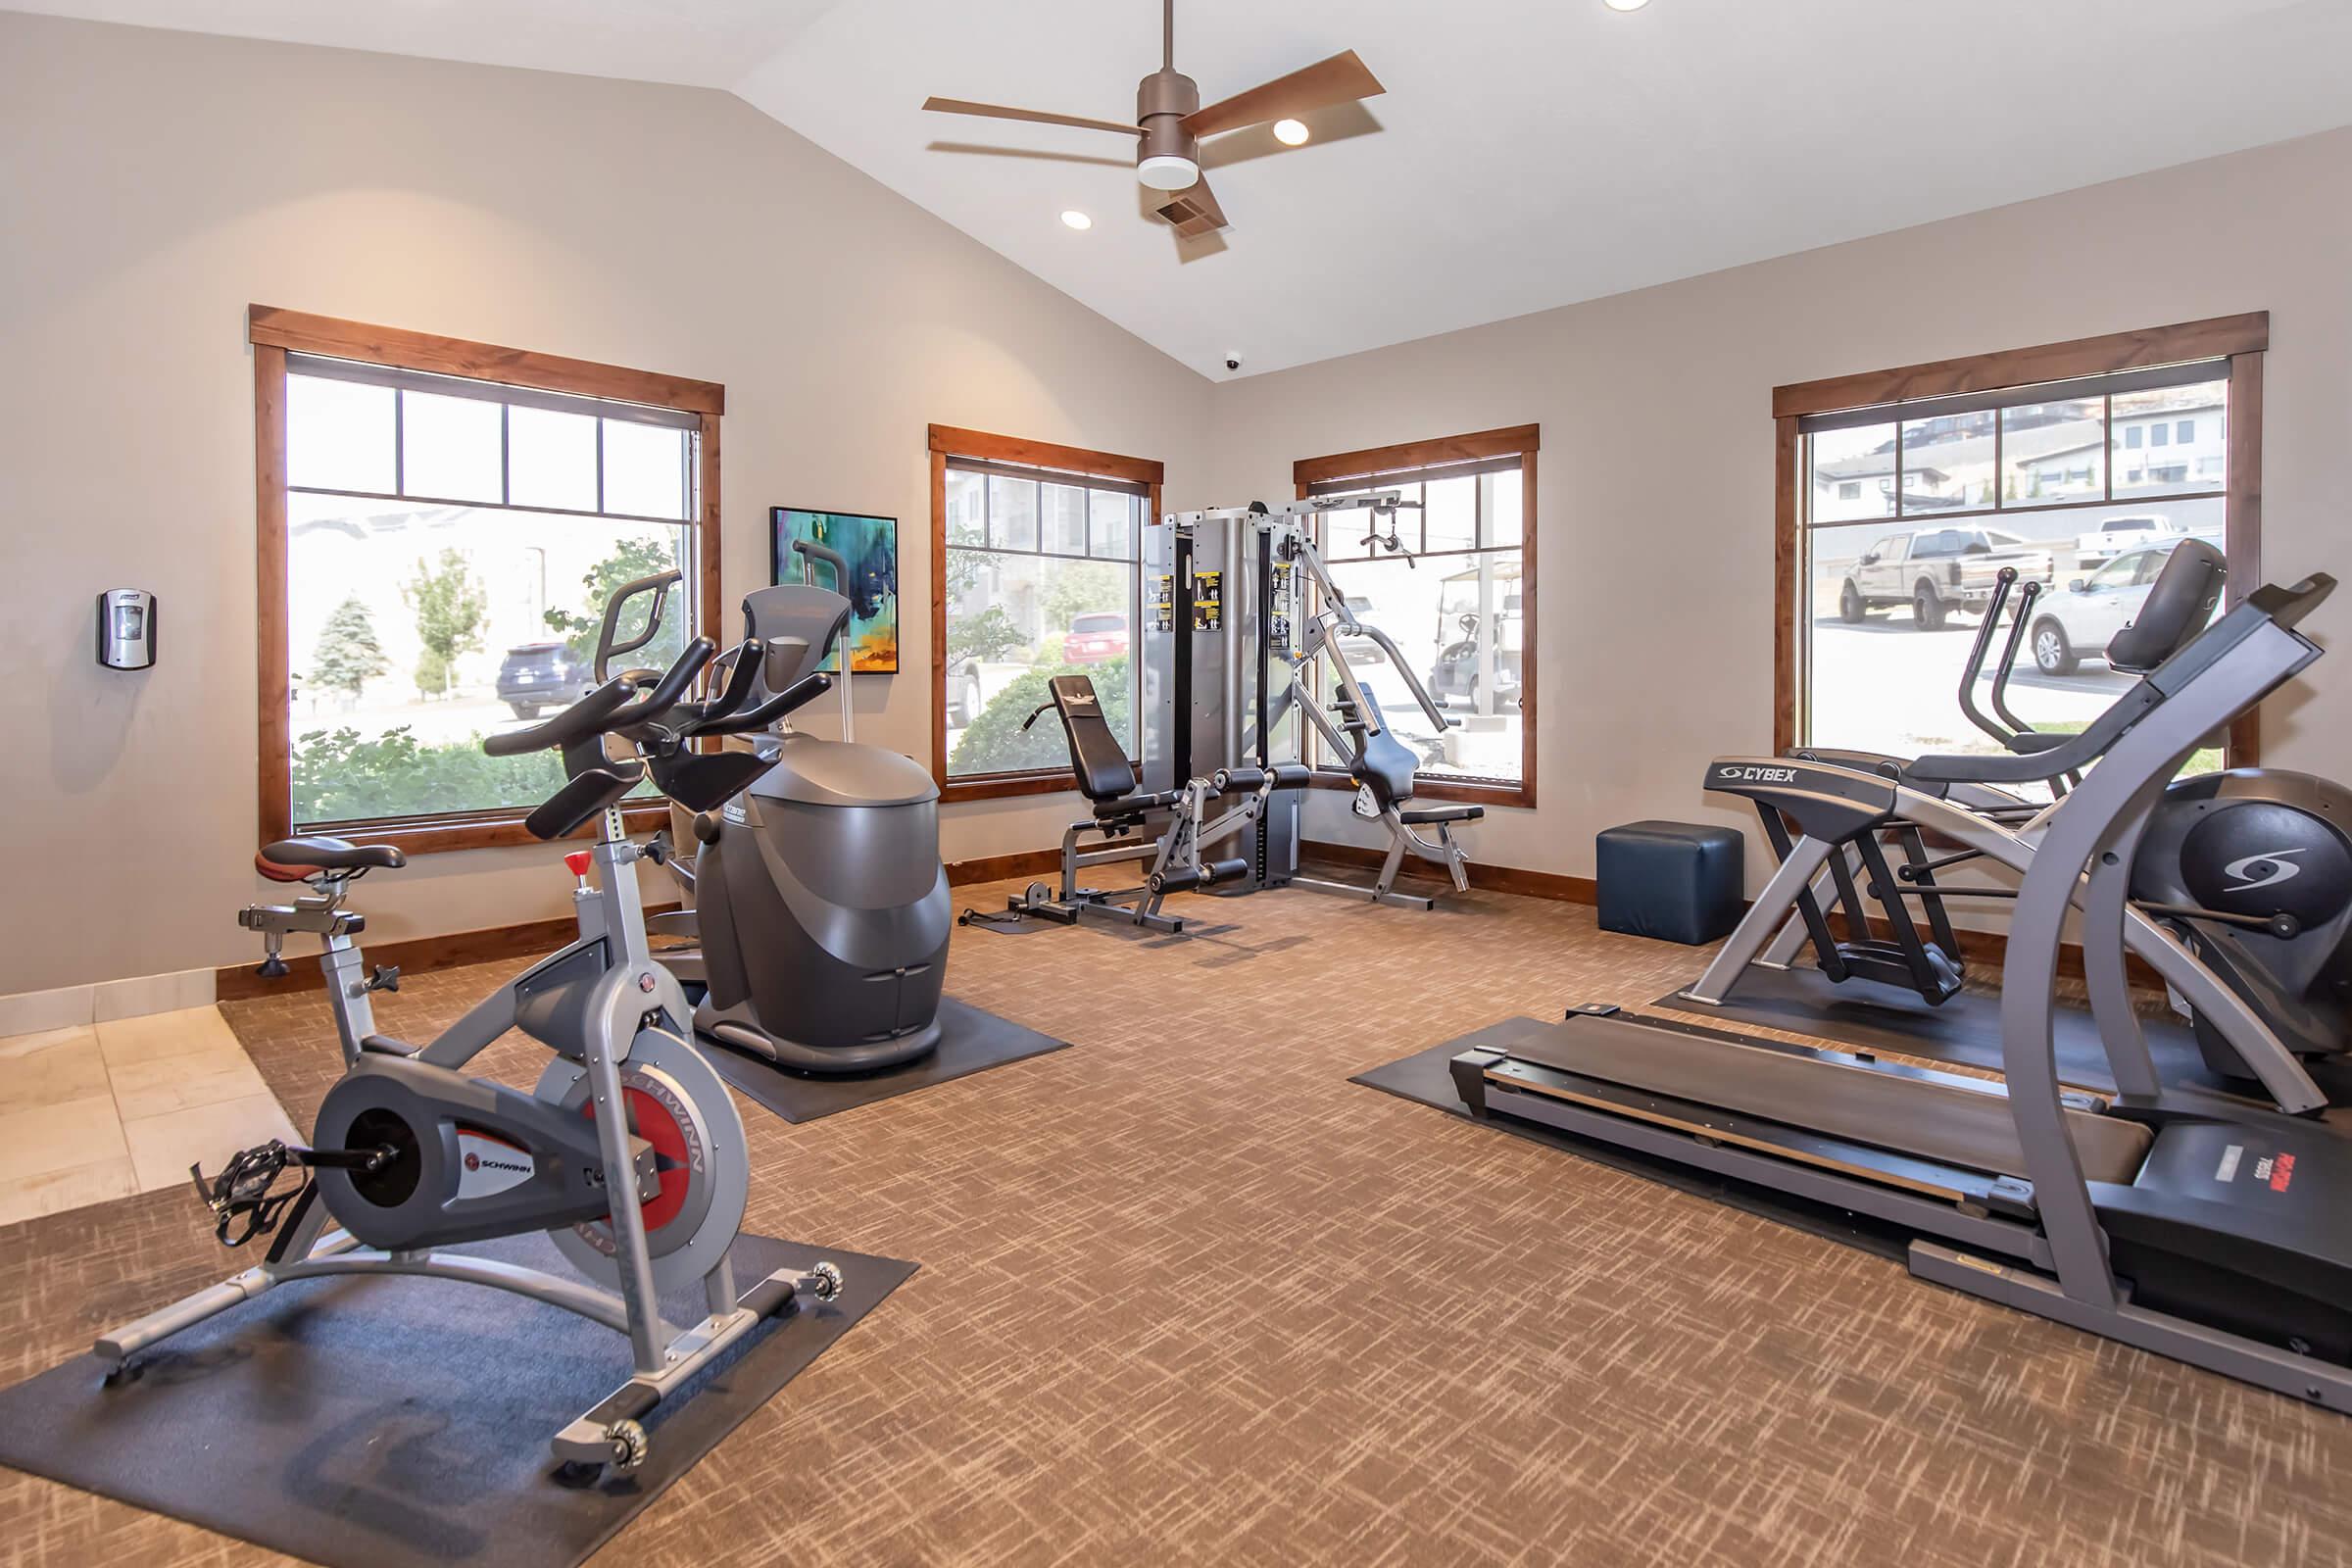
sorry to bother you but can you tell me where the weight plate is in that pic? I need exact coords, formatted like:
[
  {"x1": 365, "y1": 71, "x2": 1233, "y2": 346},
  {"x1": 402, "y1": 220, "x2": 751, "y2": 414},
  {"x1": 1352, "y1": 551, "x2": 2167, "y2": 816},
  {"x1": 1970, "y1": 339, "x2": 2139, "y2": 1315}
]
[{"x1": 536, "y1": 1028, "x2": 750, "y2": 1296}]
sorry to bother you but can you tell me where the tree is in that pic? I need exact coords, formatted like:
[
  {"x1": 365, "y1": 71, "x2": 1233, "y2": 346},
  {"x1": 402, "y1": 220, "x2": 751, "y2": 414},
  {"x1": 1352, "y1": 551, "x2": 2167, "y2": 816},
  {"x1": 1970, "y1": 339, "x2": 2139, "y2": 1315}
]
[
  {"x1": 949, "y1": 604, "x2": 1027, "y2": 665},
  {"x1": 544, "y1": 535, "x2": 685, "y2": 671},
  {"x1": 402, "y1": 549, "x2": 488, "y2": 699},
  {"x1": 1039, "y1": 562, "x2": 1128, "y2": 654},
  {"x1": 310, "y1": 594, "x2": 388, "y2": 700},
  {"x1": 949, "y1": 655, "x2": 1133, "y2": 776}
]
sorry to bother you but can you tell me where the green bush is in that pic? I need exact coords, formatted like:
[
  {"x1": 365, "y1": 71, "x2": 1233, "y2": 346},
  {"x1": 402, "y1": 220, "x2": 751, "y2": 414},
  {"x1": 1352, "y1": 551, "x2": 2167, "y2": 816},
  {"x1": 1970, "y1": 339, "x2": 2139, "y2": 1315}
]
[
  {"x1": 951, "y1": 657, "x2": 1132, "y2": 777},
  {"x1": 292, "y1": 726, "x2": 565, "y2": 824}
]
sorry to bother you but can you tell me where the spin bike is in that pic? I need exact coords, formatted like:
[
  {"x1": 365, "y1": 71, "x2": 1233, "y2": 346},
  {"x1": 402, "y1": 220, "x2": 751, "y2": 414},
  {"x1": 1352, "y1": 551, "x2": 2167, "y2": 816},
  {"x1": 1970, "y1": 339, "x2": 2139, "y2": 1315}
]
[{"x1": 96, "y1": 597, "x2": 840, "y2": 1477}]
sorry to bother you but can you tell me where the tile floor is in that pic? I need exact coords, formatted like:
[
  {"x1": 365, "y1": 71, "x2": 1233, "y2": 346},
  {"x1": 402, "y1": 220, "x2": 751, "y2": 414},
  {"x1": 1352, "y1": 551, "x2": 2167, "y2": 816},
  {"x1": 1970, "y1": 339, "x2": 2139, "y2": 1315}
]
[{"x1": 0, "y1": 1005, "x2": 299, "y2": 1227}]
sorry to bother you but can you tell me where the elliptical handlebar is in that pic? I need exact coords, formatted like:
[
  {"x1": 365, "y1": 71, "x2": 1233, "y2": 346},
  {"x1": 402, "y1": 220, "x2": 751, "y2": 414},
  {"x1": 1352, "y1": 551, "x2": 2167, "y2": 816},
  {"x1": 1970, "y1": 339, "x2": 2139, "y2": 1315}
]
[
  {"x1": 793, "y1": 538, "x2": 850, "y2": 591},
  {"x1": 1955, "y1": 566, "x2": 2020, "y2": 746},
  {"x1": 1988, "y1": 579, "x2": 2042, "y2": 740},
  {"x1": 593, "y1": 570, "x2": 684, "y2": 683}
]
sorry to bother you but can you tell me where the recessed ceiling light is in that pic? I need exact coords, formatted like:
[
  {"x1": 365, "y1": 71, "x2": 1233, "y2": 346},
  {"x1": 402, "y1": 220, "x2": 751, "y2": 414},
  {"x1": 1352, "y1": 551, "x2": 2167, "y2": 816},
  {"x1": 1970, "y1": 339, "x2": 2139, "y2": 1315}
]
[
  {"x1": 1060, "y1": 210, "x2": 1093, "y2": 230},
  {"x1": 1272, "y1": 119, "x2": 1310, "y2": 146},
  {"x1": 1603, "y1": 0, "x2": 1650, "y2": 10}
]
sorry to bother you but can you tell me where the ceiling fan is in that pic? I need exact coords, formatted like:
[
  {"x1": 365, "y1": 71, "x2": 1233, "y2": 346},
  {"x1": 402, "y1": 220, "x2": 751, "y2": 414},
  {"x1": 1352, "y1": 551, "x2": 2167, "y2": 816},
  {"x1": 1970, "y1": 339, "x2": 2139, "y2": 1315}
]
[{"x1": 920, "y1": 0, "x2": 1385, "y2": 239}]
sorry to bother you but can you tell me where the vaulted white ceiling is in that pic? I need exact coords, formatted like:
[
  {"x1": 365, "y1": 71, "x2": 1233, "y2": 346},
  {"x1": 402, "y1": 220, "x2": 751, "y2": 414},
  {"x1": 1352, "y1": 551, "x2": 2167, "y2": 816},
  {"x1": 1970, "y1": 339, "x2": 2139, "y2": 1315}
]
[{"x1": 17, "y1": 0, "x2": 2352, "y2": 377}]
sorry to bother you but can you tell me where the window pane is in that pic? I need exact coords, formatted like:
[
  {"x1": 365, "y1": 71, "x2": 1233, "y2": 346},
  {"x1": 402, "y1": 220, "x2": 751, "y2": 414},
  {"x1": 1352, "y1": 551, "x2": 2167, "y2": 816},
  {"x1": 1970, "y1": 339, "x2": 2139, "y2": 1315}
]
[
  {"x1": 945, "y1": 468, "x2": 986, "y2": 545},
  {"x1": 1808, "y1": 423, "x2": 1898, "y2": 522},
  {"x1": 1897, "y1": 409, "x2": 1996, "y2": 512},
  {"x1": 1803, "y1": 498, "x2": 2225, "y2": 774},
  {"x1": 287, "y1": 374, "x2": 396, "y2": 493},
  {"x1": 400, "y1": 389, "x2": 504, "y2": 504},
  {"x1": 989, "y1": 476, "x2": 1038, "y2": 551},
  {"x1": 1482, "y1": 467, "x2": 1523, "y2": 548},
  {"x1": 602, "y1": 418, "x2": 690, "y2": 520},
  {"x1": 508, "y1": 405, "x2": 599, "y2": 512},
  {"x1": 943, "y1": 549, "x2": 1135, "y2": 777},
  {"x1": 1424, "y1": 476, "x2": 1474, "y2": 552},
  {"x1": 2112, "y1": 379, "x2": 2226, "y2": 499},
  {"x1": 1088, "y1": 490, "x2": 1134, "y2": 559},
  {"x1": 1042, "y1": 482, "x2": 1089, "y2": 556},
  {"x1": 286, "y1": 494, "x2": 688, "y2": 825},
  {"x1": 1317, "y1": 552, "x2": 1522, "y2": 783},
  {"x1": 2001, "y1": 398, "x2": 2103, "y2": 506}
]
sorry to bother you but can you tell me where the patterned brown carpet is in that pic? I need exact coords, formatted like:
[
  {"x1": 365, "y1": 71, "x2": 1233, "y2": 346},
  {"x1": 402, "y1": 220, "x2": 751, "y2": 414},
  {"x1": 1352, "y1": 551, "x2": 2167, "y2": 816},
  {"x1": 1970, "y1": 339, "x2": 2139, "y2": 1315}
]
[{"x1": 5, "y1": 877, "x2": 2351, "y2": 1567}]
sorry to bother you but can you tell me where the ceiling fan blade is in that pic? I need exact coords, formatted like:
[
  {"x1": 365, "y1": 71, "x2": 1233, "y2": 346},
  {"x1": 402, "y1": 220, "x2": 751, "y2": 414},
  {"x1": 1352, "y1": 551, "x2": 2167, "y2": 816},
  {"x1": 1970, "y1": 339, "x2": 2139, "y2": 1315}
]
[
  {"x1": 921, "y1": 97, "x2": 1142, "y2": 137},
  {"x1": 1153, "y1": 173, "x2": 1228, "y2": 240},
  {"x1": 1181, "y1": 50, "x2": 1384, "y2": 139}
]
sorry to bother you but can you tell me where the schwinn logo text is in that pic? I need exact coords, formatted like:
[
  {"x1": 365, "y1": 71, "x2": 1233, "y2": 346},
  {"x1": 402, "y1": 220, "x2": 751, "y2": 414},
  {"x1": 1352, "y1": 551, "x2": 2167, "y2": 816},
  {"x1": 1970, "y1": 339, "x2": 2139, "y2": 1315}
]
[
  {"x1": 1716, "y1": 765, "x2": 1799, "y2": 783},
  {"x1": 465, "y1": 1152, "x2": 530, "y2": 1175}
]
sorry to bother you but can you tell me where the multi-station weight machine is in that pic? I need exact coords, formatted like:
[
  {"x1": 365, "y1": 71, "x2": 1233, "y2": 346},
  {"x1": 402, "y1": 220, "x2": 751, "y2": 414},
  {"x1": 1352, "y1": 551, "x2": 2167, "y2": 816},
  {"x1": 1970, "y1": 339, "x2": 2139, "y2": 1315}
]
[{"x1": 1011, "y1": 491, "x2": 1482, "y2": 929}]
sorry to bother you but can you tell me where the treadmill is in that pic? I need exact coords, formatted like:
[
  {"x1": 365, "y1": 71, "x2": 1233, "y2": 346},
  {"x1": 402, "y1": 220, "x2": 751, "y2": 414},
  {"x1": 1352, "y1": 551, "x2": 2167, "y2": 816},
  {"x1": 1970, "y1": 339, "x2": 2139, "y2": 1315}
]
[{"x1": 1451, "y1": 575, "x2": 2352, "y2": 1409}]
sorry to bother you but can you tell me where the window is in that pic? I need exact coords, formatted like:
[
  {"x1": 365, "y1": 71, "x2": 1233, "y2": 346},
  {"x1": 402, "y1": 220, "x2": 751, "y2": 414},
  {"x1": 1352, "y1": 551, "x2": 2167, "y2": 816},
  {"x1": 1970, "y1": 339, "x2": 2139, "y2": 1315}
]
[
  {"x1": 254, "y1": 307, "x2": 720, "y2": 852},
  {"x1": 927, "y1": 425, "x2": 1160, "y2": 802},
  {"x1": 1776, "y1": 314, "x2": 2265, "y2": 773},
  {"x1": 1838, "y1": 480, "x2": 1861, "y2": 500},
  {"x1": 1294, "y1": 426, "x2": 1539, "y2": 806}
]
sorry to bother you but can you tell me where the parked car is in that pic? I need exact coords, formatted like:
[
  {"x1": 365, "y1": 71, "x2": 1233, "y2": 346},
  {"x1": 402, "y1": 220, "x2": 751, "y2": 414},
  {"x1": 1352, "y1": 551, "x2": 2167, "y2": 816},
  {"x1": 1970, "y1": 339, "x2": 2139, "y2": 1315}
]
[
  {"x1": 1059, "y1": 611, "x2": 1130, "y2": 664},
  {"x1": 2028, "y1": 544, "x2": 2179, "y2": 675},
  {"x1": 1837, "y1": 525, "x2": 2054, "y2": 630},
  {"x1": 2075, "y1": 514, "x2": 2203, "y2": 573},
  {"x1": 943, "y1": 658, "x2": 1025, "y2": 728},
  {"x1": 495, "y1": 641, "x2": 592, "y2": 718}
]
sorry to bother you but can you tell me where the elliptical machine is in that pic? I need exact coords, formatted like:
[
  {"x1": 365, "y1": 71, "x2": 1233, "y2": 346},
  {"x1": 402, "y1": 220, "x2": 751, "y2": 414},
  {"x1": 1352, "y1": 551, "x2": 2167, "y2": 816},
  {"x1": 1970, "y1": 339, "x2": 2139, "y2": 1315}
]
[
  {"x1": 97, "y1": 603, "x2": 841, "y2": 1477},
  {"x1": 1708, "y1": 540, "x2": 2352, "y2": 1088},
  {"x1": 648, "y1": 541, "x2": 953, "y2": 1074}
]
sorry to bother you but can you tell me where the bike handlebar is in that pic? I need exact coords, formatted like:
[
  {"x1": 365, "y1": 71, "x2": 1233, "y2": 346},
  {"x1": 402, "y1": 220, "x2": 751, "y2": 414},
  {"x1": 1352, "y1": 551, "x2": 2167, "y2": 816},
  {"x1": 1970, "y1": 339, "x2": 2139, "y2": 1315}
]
[{"x1": 485, "y1": 636, "x2": 716, "y2": 757}]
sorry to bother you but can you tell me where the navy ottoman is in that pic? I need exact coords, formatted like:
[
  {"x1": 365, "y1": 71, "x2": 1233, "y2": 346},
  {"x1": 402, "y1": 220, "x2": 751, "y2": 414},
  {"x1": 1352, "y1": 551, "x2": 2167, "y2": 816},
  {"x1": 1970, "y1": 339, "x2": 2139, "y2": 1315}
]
[{"x1": 1595, "y1": 820, "x2": 1743, "y2": 945}]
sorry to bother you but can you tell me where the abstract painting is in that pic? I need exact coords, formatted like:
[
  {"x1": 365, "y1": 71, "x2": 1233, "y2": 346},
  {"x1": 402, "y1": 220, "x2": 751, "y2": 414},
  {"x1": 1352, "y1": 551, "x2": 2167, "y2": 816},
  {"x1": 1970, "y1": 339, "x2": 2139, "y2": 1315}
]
[{"x1": 770, "y1": 507, "x2": 900, "y2": 672}]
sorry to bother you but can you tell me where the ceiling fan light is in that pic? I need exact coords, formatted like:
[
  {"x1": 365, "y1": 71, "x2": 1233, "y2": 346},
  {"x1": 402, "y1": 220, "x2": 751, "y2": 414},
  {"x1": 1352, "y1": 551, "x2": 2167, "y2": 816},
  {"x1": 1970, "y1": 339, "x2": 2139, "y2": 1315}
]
[
  {"x1": 1272, "y1": 118, "x2": 1310, "y2": 146},
  {"x1": 1060, "y1": 210, "x2": 1093, "y2": 230},
  {"x1": 1602, "y1": 0, "x2": 1651, "y2": 10},
  {"x1": 1138, "y1": 154, "x2": 1200, "y2": 191}
]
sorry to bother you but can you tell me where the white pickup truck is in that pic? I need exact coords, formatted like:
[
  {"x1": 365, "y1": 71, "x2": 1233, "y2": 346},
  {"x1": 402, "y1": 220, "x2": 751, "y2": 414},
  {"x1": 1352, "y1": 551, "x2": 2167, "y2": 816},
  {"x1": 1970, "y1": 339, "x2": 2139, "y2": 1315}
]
[
  {"x1": 2075, "y1": 514, "x2": 2200, "y2": 573},
  {"x1": 1836, "y1": 525, "x2": 2056, "y2": 631}
]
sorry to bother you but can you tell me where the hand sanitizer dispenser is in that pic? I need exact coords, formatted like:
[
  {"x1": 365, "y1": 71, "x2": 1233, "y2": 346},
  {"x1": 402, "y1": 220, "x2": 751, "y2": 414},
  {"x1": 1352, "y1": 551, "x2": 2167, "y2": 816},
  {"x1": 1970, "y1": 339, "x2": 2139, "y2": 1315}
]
[{"x1": 97, "y1": 589, "x2": 156, "y2": 670}]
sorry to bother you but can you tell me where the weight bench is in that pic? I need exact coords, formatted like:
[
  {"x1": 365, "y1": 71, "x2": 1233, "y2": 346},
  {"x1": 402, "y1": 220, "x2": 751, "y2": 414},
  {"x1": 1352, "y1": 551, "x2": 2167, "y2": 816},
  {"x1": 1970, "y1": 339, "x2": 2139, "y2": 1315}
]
[
  {"x1": 1292, "y1": 683, "x2": 1482, "y2": 909},
  {"x1": 1007, "y1": 674, "x2": 1308, "y2": 932}
]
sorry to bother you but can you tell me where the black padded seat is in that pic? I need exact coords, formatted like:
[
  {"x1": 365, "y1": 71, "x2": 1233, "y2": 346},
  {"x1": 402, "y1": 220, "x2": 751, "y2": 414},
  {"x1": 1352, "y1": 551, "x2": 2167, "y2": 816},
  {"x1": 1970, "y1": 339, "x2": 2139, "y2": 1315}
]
[
  {"x1": 1038, "y1": 675, "x2": 1139, "y2": 803},
  {"x1": 1348, "y1": 685, "x2": 1420, "y2": 809},
  {"x1": 261, "y1": 836, "x2": 407, "y2": 872},
  {"x1": 1399, "y1": 805, "x2": 1485, "y2": 825}
]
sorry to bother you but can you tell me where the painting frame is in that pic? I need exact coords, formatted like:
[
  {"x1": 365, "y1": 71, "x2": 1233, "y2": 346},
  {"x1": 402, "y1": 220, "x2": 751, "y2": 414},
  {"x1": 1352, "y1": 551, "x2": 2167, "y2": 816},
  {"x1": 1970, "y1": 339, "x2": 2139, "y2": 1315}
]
[{"x1": 769, "y1": 506, "x2": 901, "y2": 673}]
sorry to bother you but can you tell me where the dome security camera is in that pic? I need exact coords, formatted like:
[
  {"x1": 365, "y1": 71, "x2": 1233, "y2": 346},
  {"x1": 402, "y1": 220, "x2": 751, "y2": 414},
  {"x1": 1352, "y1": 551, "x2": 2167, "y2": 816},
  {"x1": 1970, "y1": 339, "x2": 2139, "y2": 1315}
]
[{"x1": 1223, "y1": 354, "x2": 1244, "y2": 372}]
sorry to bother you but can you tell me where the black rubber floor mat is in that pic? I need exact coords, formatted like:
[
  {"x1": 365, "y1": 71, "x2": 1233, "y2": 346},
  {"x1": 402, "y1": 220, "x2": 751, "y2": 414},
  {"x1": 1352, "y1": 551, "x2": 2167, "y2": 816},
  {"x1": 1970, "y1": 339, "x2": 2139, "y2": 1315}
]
[
  {"x1": 1650, "y1": 966, "x2": 2352, "y2": 1106},
  {"x1": 705, "y1": 995, "x2": 1069, "y2": 1123},
  {"x1": 0, "y1": 1232, "x2": 914, "y2": 1568}
]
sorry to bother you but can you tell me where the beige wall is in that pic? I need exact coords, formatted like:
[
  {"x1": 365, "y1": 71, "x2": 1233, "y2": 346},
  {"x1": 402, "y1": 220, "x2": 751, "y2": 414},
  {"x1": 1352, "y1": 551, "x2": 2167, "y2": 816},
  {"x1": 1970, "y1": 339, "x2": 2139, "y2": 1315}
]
[
  {"x1": 0, "y1": 13, "x2": 1212, "y2": 993},
  {"x1": 1209, "y1": 125, "x2": 2352, "y2": 881},
  {"x1": 9, "y1": 13, "x2": 2351, "y2": 994}
]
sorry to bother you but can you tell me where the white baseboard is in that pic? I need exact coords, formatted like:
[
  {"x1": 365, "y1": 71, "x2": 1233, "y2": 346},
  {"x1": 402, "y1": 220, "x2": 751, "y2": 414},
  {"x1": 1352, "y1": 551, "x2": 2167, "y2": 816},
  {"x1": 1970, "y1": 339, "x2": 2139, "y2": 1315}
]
[{"x1": 0, "y1": 967, "x2": 218, "y2": 1037}]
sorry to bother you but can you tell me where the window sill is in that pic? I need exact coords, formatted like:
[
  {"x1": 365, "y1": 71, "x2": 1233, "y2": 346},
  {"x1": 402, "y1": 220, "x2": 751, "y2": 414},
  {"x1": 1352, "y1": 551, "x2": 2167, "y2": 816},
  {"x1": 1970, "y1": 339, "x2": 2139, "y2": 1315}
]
[
  {"x1": 938, "y1": 771, "x2": 1080, "y2": 806},
  {"x1": 292, "y1": 800, "x2": 672, "y2": 856},
  {"x1": 1306, "y1": 768, "x2": 1532, "y2": 811}
]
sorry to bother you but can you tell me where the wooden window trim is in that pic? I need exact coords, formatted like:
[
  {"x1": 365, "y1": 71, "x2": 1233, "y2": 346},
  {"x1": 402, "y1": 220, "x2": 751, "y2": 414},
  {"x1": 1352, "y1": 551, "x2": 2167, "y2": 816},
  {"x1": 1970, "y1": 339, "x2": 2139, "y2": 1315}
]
[
  {"x1": 928, "y1": 424, "x2": 1165, "y2": 805},
  {"x1": 1771, "y1": 313, "x2": 2266, "y2": 420},
  {"x1": 254, "y1": 306, "x2": 723, "y2": 855},
  {"x1": 1772, "y1": 315, "x2": 2266, "y2": 763},
  {"x1": 1292, "y1": 427, "x2": 1541, "y2": 811}
]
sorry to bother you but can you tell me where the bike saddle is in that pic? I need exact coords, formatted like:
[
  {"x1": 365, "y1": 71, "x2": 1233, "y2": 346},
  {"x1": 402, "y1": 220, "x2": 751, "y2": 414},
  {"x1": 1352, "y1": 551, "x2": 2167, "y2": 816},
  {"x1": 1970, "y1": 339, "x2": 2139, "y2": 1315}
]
[{"x1": 260, "y1": 837, "x2": 409, "y2": 873}]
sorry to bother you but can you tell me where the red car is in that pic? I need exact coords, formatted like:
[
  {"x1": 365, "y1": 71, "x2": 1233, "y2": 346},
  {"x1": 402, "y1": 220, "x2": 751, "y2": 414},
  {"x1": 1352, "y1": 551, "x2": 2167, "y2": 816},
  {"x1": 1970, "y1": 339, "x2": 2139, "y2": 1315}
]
[{"x1": 1060, "y1": 611, "x2": 1129, "y2": 663}]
